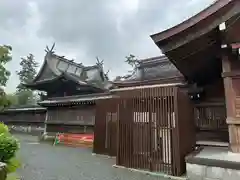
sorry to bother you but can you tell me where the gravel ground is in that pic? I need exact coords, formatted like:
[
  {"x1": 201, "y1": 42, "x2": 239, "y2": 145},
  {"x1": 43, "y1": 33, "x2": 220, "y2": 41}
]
[{"x1": 16, "y1": 134, "x2": 169, "y2": 180}]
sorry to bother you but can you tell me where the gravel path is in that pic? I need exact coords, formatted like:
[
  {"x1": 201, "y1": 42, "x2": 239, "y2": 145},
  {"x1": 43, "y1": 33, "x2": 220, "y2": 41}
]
[{"x1": 16, "y1": 134, "x2": 168, "y2": 180}]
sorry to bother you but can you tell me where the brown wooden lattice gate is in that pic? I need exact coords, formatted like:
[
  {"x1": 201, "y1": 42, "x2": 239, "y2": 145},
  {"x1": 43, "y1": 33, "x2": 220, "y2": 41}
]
[
  {"x1": 93, "y1": 98, "x2": 118, "y2": 156},
  {"x1": 114, "y1": 85, "x2": 195, "y2": 176}
]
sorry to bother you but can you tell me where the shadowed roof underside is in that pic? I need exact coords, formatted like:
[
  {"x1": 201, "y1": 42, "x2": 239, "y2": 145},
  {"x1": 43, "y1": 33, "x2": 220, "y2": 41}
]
[
  {"x1": 150, "y1": 0, "x2": 240, "y2": 85},
  {"x1": 151, "y1": 0, "x2": 234, "y2": 44}
]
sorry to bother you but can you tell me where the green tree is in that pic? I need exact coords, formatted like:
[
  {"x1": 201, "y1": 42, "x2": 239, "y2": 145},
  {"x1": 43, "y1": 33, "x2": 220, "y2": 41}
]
[
  {"x1": 6, "y1": 93, "x2": 18, "y2": 106},
  {"x1": 0, "y1": 90, "x2": 11, "y2": 111},
  {"x1": 16, "y1": 91, "x2": 33, "y2": 105},
  {"x1": 16, "y1": 53, "x2": 38, "y2": 92},
  {"x1": 16, "y1": 54, "x2": 38, "y2": 105},
  {"x1": 125, "y1": 54, "x2": 138, "y2": 68},
  {"x1": 0, "y1": 45, "x2": 12, "y2": 110},
  {"x1": 0, "y1": 45, "x2": 11, "y2": 86}
]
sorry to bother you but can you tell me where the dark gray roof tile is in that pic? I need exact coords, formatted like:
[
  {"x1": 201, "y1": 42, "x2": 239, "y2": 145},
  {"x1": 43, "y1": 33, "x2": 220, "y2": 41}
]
[
  {"x1": 25, "y1": 50, "x2": 113, "y2": 90},
  {"x1": 115, "y1": 56, "x2": 183, "y2": 83}
]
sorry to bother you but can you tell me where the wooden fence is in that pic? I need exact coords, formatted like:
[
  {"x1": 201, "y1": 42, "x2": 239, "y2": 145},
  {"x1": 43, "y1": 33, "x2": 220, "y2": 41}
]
[
  {"x1": 194, "y1": 101, "x2": 228, "y2": 142},
  {"x1": 113, "y1": 85, "x2": 195, "y2": 176},
  {"x1": 93, "y1": 98, "x2": 118, "y2": 156},
  {"x1": 46, "y1": 106, "x2": 95, "y2": 134},
  {"x1": 93, "y1": 85, "x2": 195, "y2": 175},
  {"x1": 0, "y1": 108, "x2": 46, "y2": 126}
]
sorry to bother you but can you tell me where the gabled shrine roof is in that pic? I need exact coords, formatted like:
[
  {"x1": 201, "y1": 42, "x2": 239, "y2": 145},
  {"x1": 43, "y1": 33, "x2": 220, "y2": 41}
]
[
  {"x1": 150, "y1": 0, "x2": 240, "y2": 85},
  {"x1": 114, "y1": 55, "x2": 184, "y2": 86},
  {"x1": 24, "y1": 45, "x2": 112, "y2": 91},
  {"x1": 151, "y1": 0, "x2": 234, "y2": 45}
]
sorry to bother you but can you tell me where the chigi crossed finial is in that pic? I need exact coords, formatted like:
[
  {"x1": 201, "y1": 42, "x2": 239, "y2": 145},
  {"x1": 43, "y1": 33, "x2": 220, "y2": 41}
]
[
  {"x1": 45, "y1": 43, "x2": 56, "y2": 54},
  {"x1": 96, "y1": 57, "x2": 104, "y2": 66}
]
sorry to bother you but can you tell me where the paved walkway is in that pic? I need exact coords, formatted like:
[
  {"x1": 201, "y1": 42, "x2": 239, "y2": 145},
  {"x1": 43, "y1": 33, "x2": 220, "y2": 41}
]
[{"x1": 16, "y1": 134, "x2": 168, "y2": 180}]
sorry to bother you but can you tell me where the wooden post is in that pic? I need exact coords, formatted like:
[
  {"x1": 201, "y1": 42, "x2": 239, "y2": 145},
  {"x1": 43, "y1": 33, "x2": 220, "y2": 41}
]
[
  {"x1": 220, "y1": 22, "x2": 240, "y2": 153},
  {"x1": 221, "y1": 52, "x2": 240, "y2": 152}
]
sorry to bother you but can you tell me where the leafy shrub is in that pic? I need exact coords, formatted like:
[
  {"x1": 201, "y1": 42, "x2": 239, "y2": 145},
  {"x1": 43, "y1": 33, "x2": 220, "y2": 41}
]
[
  {"x1": 0, "y1": 134, "x2": 19, "y2": 162},
  {"x1": 0, "y1": 123, "x2": 9, "y2": 135},
  {"x1": 0, "y1": 123, "x2": 20, "y2": 174}
]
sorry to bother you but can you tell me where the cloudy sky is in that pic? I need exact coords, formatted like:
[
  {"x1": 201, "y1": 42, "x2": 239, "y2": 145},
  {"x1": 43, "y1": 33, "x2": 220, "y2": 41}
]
[{"x1": 1, "y1": 0, "x2": 216, "y2": 93}]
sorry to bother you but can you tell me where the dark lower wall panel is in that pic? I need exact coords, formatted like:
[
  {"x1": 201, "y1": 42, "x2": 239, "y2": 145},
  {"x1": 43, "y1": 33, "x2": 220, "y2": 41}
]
[{"x1": 46, "y1": 124, "x2": 94, "y2": 134}]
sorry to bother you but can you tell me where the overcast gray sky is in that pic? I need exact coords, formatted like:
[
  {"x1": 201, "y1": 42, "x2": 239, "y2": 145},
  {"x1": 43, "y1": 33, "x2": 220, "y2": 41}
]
[{"x1": 1, "y1": 0, "x2": 215, "y2": 93}]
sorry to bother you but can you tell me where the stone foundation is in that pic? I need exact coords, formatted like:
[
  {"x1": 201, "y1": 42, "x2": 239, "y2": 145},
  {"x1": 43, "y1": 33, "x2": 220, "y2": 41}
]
[
  {"x1": 186, "y1": 163, "x2": 240, "y2": 180},
  {"x1": 38, "y1": 132, "x2": 55, "y2": 143},
  {"x1": 186, "y1": 147, "x2": 240, "y2": 180}
]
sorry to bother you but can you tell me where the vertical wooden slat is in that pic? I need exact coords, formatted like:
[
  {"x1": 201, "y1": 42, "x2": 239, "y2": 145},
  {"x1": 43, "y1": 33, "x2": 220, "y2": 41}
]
[
  {"x1": 149, "y1": 88, "x2": 152, "y2": 171},
  {"x1": 116, "y1": 99, "x2": 120, "y2": 164},
  {"x1": 94, "y1": 86, "x2": 195, "y2": 176},
  {"x1": 166, "y1": 87, "x2": 170, "y2": 173}
]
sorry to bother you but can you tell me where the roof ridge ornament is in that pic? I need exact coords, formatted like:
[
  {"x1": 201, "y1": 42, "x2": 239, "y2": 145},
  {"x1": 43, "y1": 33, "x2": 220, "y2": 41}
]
[
  {"x1": 96, "y1": 56, "x2": 104, "y2": 67},
  {"x1": 219, "y1": 22, "x2": 228, "y2": 49},
  {"x1": 104, "y1": 70, "x2": 110, "y2": 80},
  {"x1": 219, "y1": 22, "x2": 226, "y2": 31},
  {"x1": 45, "y1": 43, "x2": 56, "y2": 54},
  {"x1": 105, "y1": 69, "x2": 109, "y2": 75}
]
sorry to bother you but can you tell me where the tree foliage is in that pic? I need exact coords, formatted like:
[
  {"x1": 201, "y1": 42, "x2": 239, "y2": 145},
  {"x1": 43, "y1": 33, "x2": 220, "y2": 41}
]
[
  {"x1": 0, "y1": 45, "x2": 12, "y2": 87},
  {"x1": 125, "y1": 54, "x2": 139, "y2": 68},
  {"x1": 16, "y1": 91, "x2": 33, "y2": 105},
  {"x1": 16, "y1": 54, "x2": 38, "y2": 105},
  {"x1": 16, "y1": 53, "x2": 38, "y2": 92},
  {"x1": 0, "y1": 91, "x2": 11, "y2": 111},
  {"x1": 0, "y1": 123, "x2": 21, "y2": 174},
  {"x1": 5, "y1": 93, "x2": 18, "y2": 106},
  {"x1": 113, "y1": 54, "x2": 139, "y2": 82},
  {"x1": 0, "y1": 45, "x2": 12, "y2": 110}
]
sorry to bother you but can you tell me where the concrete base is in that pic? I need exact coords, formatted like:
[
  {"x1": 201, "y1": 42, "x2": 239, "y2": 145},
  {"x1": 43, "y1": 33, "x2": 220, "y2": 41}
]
[
  {"x1": 186, "y1": 147, "x2": 240, "y2": 180},
  {"x1": 91, "y1": 153, "x2": 115, "y2": 159},
  {"x1": 112, "y1": 164, "x2": 186, "y2": 180},
  {"x1": 38, "y1": 132, "x2": 55, "y2": 143}
]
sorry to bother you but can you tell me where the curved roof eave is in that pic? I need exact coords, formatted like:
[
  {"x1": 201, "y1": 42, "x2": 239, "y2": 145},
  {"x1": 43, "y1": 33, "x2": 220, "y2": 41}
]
[
  {"x1": 23, "y1": 74, "x2": 64, "y2": 87},
  {"x1": 150, "y1": 0, "x2": 234, "y2": 42},
  {"x1": 113, "y1": 76, "x2": 185, "y2": 86},
  {"x1": 28, "y1": 52, "x2": 60, "y2": 84}
]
